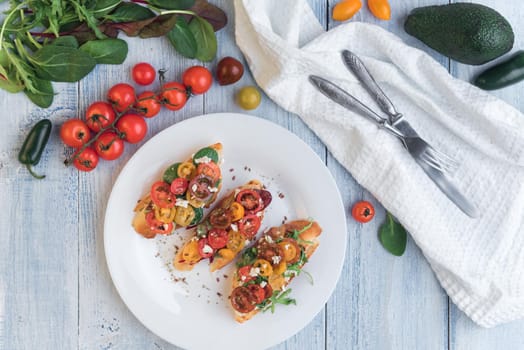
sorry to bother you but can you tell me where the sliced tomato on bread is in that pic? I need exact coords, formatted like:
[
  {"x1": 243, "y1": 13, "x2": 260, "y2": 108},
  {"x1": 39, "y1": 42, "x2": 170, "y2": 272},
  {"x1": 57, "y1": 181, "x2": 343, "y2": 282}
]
[
  {"x1": 132, "y1": 143, "x2": 223, "y2": 238},
  {"x1": 229, "y1": 219, "x2": 322, "y2": 323},
  {"x1": 173, "y1": 180, "x2": 272, "y2": 272}
]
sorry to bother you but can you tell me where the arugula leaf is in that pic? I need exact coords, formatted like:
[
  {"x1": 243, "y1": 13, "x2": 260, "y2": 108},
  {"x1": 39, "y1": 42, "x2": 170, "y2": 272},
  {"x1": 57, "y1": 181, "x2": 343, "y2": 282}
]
[
  {"x1": 149, "y1": 0, "x2": 195, "y2": 10},
  {"x1": 167, "y1": 17, "x2": 197, "y2": 59},
  {"x1": 31, "y1": 45, "x2": 96, "y2": 82},
  {"x1": 259, "y1": 289, "x2": 297, "y2": 313},
  {"x1": 79, "y1": 38, "x2": 128, "y2": 64},
  {"x1": 237, "y1": 247, "x2": 258, "y2": 268},
  {"x1": 188, "y1": 16, "x2": 216, "y2": 62},
  {"x1": 378, "y1": 212, "x2": 407, "y2": 256}
]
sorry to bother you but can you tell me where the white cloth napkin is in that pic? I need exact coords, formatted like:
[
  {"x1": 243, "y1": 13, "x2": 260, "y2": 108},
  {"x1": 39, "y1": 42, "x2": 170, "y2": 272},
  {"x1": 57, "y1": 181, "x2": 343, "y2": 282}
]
[{"x1": 234, "y1": 0, "x2": 524, "y2": 327}]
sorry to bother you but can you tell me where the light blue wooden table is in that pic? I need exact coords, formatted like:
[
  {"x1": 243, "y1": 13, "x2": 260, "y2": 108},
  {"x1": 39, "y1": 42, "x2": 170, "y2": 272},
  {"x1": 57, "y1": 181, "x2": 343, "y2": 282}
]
[{"x1": 1, "y1": 1, "x2": 523, "y2": 349}]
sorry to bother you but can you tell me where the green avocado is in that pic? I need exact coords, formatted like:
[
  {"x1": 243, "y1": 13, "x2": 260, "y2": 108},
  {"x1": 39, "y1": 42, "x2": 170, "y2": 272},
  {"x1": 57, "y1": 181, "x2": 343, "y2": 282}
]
[{"x1": 404, "y1": 3, "x2": 514, "y2": 65}]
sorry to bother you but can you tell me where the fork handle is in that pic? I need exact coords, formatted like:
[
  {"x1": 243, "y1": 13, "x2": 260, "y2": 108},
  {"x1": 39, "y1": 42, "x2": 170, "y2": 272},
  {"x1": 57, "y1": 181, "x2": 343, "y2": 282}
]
[{"x1": 342, "y1": 50, "x2": 403, "y2": 123}]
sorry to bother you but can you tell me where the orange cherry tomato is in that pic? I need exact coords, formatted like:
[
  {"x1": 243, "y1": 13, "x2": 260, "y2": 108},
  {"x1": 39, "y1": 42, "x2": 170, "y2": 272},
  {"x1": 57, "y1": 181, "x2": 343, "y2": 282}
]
[
  {"x1": 368, "y1": 0, "x2": 391, "y2": 20},
  {"x1": 332, "y1": 0, "x2": 362, "y2": 21},
  {"x1": 351, "y1": 201, "x2": 375, "y2": 223}
]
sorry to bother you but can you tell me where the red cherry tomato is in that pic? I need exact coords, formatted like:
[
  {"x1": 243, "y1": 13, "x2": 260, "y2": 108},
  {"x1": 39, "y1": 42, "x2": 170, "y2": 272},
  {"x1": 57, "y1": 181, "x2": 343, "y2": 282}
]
[
  {"x1": 207, "y1": 228, "x2": 228, "y2": 249},
  {"x1": 170, "y1": 177, "x2": 189, "y2": 195},
  {"x1": 150, "y1": 181, "x2": 175, "y2": 208},
  {"x1": 196, "y1": 162, "x2": 221, "y2": 182},
  {"x1": 197, "y1": 238, "x2": 214, "y2": 258},
  {"x1": 236, "y1": 189, "x2": 263, "y2": 214},
  {"x1": 230, "y1": 286, "x2": 256, "y2": 313},
  {"x1": 216, "y1": 57, "x2": 244, "y2": 85},
  {"x1": 135, "y1": 91, "x2": 161, "y2": 118},
  {"x1": 132, "y1": 62, "x2": 156, "y2": 85},
  {"x1": 238, "y1": 265, "x2": 254, "y2": 283},
  {"x1": 351, "y1": 201, "x2": 375, "y2": 223},
  {"x1": 107, "y1": 83, "x2": 136, "y2": 112},
  {"x1": 238, "y1": 214, "x2": 261, "y2": 239},
  {"x1": 115, "y1": 113, "x2": 147, "y2": 144},
  {"x1": 85, "y1": 101, "x2": 115, "y2": 132},
  {"x1": 247, "y1": 284, "x2": 266, "y2": 304},
  {"x1": 159, "y1": 82, "x2": 187, "y2": 111},
  {"x1": 145, "y1": 212, "x2": 173, "y2": 234},
  {"x1": 208, "y1": 207, "x2": 232, "y2": 229},
  {"x1": 72, "y1": 148, "x2": 99, "y2": 172},
  {"x1": 182, "y1": 66, "x2": 212, "y2": 94},
  {"x1": 60, "y1": 119, "x2": 91, "y2": 147},
  {"x1": 93, "y1": 131, "x2": 124, "y2": 160}
]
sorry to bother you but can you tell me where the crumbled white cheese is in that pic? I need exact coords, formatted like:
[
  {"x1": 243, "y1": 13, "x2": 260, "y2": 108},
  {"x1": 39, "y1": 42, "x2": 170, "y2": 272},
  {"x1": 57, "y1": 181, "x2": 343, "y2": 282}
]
[
  {"x1": 249, "y1": 267, "x2": 260, "y2": 277},
  {"x1": 264, "y1": 235, "x2": 274, "y2": 244},
  {"x1": 260, "y1": 281, "x2": 267, "y2": 288},
  {"x1": 208, "y1": 186, "x2": 218, "y2": 193},
  {"x1": 230, "y1": 224, "x2": 238, "y2": 232},
  {"x1": 245, "y1": 240, "x2": 251, "y2": 246},
  {"x1": 256, "y1": 211, "x2": 263, "y2": 217},
  {"x1": 272, "y1": 255, "x2": 282, "y2": 265},
  {"x1": 194, "y1": 156, "x2": 212, "y2": 164},
  {"x1": 191, "y1": 184, "x2": 198, "y2": 192},
  {"x1": 175, "y1": 198, "x2": 189, "y2": 208},
  {"x1": 282, "y1": 283, "x2": 288, "y2": 290},
  {"x1": 202, "y1": 244, "x2": 213, "y2": 254},
  {"x1": 240, "y1": 275, "x2": 246, "y2": 282}
]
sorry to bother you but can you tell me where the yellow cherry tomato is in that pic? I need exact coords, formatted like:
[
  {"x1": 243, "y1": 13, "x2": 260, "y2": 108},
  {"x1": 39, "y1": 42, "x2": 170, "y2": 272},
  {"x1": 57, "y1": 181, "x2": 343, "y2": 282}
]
[
  {"x1": 154, "y1": 206, "x2": 177, "y2": 223},
  {"x1": 278, "y1": 241, "x2": 298, "y2": 263},
  {"x1": 217, "y1": 248, "x2": 235, "y2": 260},
  {"x1": 253, "y1": 259, "x2": 273, "y2": 277},
  {"x1": 368, "y1": 0, "x2": 390, "y2": 20},
  {"x1": 177, "y1": 161, "x2": 196, "y2": 179},
  {"x1": 273, "y1": 261, "x2": 287, "y2": 275},
  {"x1": 332, "y1": 0, "x2": 362, "y2": 21},
  {"x1": 174, "y1": 206, "x2": 195, "y2": 226},
  {"x1": 236, "y1": 86, "x2": 261, "y2": 110},
  {"x1": 226, "y1": 230, "x2": 246, "y2": 252},
  {"x1": 181, "y1": 239, "x2": 201, "y2": 264},
  {"x1": 229, "y1": 202, "x2": 245, "y2": 222},
  {"x1": 186, "y1": 191, "x2": 205, "y2": 208}
]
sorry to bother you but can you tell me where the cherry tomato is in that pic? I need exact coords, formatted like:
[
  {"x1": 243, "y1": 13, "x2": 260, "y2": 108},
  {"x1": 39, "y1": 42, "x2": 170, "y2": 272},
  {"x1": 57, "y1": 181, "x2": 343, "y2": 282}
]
[
  {"x1": 107, "y1": 83, "x2": 136, "y2": 112},
  {"x1": 60, "y1": 119, "x2": 91, "y2": 147},
  {"x1": 145, "y1": 211, "x2": 173, "y2": 234},
  {"x1": 257, "y1": 243, "x2": 284, "y2": 265},
  {"x1": 150, "y1": 181, "x2": 175, "y2": 208},
  {"x1": 236, "y1": 189, "x2": 263, "y2": 213},
  {"x1": 135, "y1": 91, "x2": 161, "y2": 118},
  {"x1": 207, "y1": 228, "x2": 228, "y2": 249},
  {"x1": 170, "y1": 177, "x2": 189, "y2": 195},
  {"x1": 182, "y1": 66, "x2": 212, "y2": 94},
  {"x1": 253, "y1": 259, "x2": 273, "y2": 277},
  {"x1": 85, "y1": 101, "x2": 115, "y2": 132},
  {"x1": 116, "y1": 113, "x2": 147, "y2": 144},
  {"x1": 238, "y1": 214, "x2": 261, "y2": 239},
  {"x1": 209, "y1": 207, "x2": 232, "y2": 229},
  {"x1": 197, "y1": 238, "x2": 214, "y2": 258},
  {"x1": 188, "y1": 175, "x2": 214, "y2": 201},
  {"x1": 196, "y1": 162, "x2": 221, "y2": 182},
  {"x1": 216, "y1": 57, "x2": 244, "y2": 85},
  {"x1": 72, "y1": 148, "x2": 99, "y2": 172},
  {"x1": 159, "y1": 82, "x2": 187, "y2": 111},
  {"x1": 229, "y1": 202, "x2": 245, "y2": 222},
  {"x1": 351, "y1": 201, "x2": 375, "y2": 223},
  {"x1": 247, "y1": 284, "x2": 266, "y2": 304},
  {"x1": 236, "y1": 86, "x2": 261, "y2": 110},
  {"x1": 263, "y1": 283, "x2": 273, "y2": 299},
  {"x1": 278, "y1": 238, "x2": 301, "y2": 264},
  {"x1": 259, "y1": 189, "x2": 272, "y2": 209},
  {"x1": 132, "y1": 62, "x2": 156, "y2": 85},
  {"x1": 230, "y1": 286, "x2": 256, "y2": 313},
  {"x1": 238, "y1": 265, "x2": 253, "y2": 282},
  {"x1": 93, "y1": 131, "x2": 124, "y2": 160}
]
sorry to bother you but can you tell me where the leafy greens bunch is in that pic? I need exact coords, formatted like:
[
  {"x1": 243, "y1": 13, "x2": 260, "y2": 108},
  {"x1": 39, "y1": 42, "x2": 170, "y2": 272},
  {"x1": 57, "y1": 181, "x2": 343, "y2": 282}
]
[{"x1": 0, "y1": 0, "x2": 227, "y2": 108}]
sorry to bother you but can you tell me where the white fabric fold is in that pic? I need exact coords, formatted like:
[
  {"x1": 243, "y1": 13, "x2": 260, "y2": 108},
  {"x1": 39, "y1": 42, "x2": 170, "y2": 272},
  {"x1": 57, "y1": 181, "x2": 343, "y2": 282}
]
[{"x1": 234, "y1": 0, "x2": 524, "y2": 327}]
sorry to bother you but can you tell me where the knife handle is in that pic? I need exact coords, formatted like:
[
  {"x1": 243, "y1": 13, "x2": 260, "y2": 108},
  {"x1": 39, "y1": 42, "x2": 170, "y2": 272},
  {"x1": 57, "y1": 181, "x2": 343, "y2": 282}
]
[{"x1": 342, "y1": 50, "x2": 403, "y2": 123}]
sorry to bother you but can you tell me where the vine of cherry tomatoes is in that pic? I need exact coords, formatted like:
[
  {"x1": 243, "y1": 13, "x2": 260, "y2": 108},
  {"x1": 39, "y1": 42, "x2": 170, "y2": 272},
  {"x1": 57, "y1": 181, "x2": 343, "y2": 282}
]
[{"x1": 61, "y1": 63, "x2": 213, "y2": 172}]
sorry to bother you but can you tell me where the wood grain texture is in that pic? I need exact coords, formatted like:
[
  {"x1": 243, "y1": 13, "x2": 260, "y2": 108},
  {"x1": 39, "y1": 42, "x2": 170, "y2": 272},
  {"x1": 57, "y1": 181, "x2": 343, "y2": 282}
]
[{"x1": 1, "y1": 0, "x2": 524, "y2": 349}]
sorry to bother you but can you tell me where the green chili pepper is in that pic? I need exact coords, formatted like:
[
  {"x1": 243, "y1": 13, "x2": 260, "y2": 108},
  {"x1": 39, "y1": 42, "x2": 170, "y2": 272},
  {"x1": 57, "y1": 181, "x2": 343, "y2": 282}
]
[
  {"x1": 474, "y1": 51, "x2": 524, "y2": 90},
  {"x1": 18, "y1": 119, "x2": 52, "y2": 179}
]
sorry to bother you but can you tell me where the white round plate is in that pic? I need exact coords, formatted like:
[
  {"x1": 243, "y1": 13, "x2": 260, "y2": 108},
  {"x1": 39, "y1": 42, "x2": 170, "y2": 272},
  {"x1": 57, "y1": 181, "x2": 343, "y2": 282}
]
[{"x1": 104, "y1": 113, "x2": 347, "y2": 350}]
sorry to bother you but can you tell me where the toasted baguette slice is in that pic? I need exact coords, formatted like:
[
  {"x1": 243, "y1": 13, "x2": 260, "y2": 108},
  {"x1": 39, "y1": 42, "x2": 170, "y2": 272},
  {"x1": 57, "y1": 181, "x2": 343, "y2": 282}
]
[
  {"x1": 230, "y1": 220, "x2": 322, "y2": 323},
  {"x1": 174, "y1": 180, "x2": 272, "y2": 272},
  {"x1": 132, "y1": 143, "x2": 223, "y2": 239}
]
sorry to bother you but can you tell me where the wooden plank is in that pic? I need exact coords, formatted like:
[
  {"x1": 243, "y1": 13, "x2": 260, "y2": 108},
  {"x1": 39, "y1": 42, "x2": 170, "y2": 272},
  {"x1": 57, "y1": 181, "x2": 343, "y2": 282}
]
[
  {"x1": 449, "y1": 1, "x2": 524, "y2": 348},
  {"x1": 325, "y1": 0, "x2": 450, "y2": 349},
  {"x1": 0, "y1": 80, "x2": 79, "y2": 349}
]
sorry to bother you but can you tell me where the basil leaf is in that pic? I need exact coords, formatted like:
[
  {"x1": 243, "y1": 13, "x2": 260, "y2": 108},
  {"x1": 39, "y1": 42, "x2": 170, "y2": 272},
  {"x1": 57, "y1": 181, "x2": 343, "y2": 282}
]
[
  {"x1": 32, "y1": 45, "x2": 96, "y2": 82},
  {"x1": 139, "y1": 14, "x2": 179, "y2": 39},
  {"x1": 167, "y1": 17, "x2": 197, "y2": 59},
  {"x1": 378, "y1": 212, "x2": 407, "y2": 256},
  {"x1": 189, "y1": 0, "x2": 228, "y2": 31},
  {"x1": 24, "y1": 78, "x2": 54, "y2": 108},
  {"x1": 149, "y1": 0, "x2": 195, "y2": 10},
  {"x1": 93, "y1": 0, "x2": 122, "y2": 17},
  {"x1": 188, "y1": 16, "x2": 217, "y2": 62},
  {"x1": 79, "y1": 38, "x2": 128, "y2": 64},
  {"x1": 106, "y1": 2, "x2": 156, "y2": 22},
  {"x1": 50, "y1": 36, "x2": 79, "y2": 48}
]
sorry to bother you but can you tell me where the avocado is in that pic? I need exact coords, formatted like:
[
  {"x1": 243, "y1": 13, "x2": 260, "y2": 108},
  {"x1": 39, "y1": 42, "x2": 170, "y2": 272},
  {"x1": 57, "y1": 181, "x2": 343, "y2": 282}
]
[{"x1": 404, "y1": 3, "x2": 514, "y2": 65}]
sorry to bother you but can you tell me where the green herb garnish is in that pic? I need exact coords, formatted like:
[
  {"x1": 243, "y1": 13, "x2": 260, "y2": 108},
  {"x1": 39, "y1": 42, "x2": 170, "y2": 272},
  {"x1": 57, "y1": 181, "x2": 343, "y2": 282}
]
[
  {"x1": 258, "y1": 289, "x2": 296, "y2": 313},
  {"x1": 237, "y1": 247, "x2": 258, "y2": 267}
]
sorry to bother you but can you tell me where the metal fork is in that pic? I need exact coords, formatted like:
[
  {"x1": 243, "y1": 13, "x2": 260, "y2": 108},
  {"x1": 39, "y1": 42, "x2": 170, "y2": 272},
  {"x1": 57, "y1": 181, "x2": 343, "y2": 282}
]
[{"x1": 341, "y1": 50, "x2": 458, "y2": 175}]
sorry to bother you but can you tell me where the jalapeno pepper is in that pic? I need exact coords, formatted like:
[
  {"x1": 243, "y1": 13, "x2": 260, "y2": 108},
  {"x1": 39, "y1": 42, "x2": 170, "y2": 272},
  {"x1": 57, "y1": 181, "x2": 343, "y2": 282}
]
[{"x1": 18, "y1": 119, "x2": 52, "y2": 179}]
